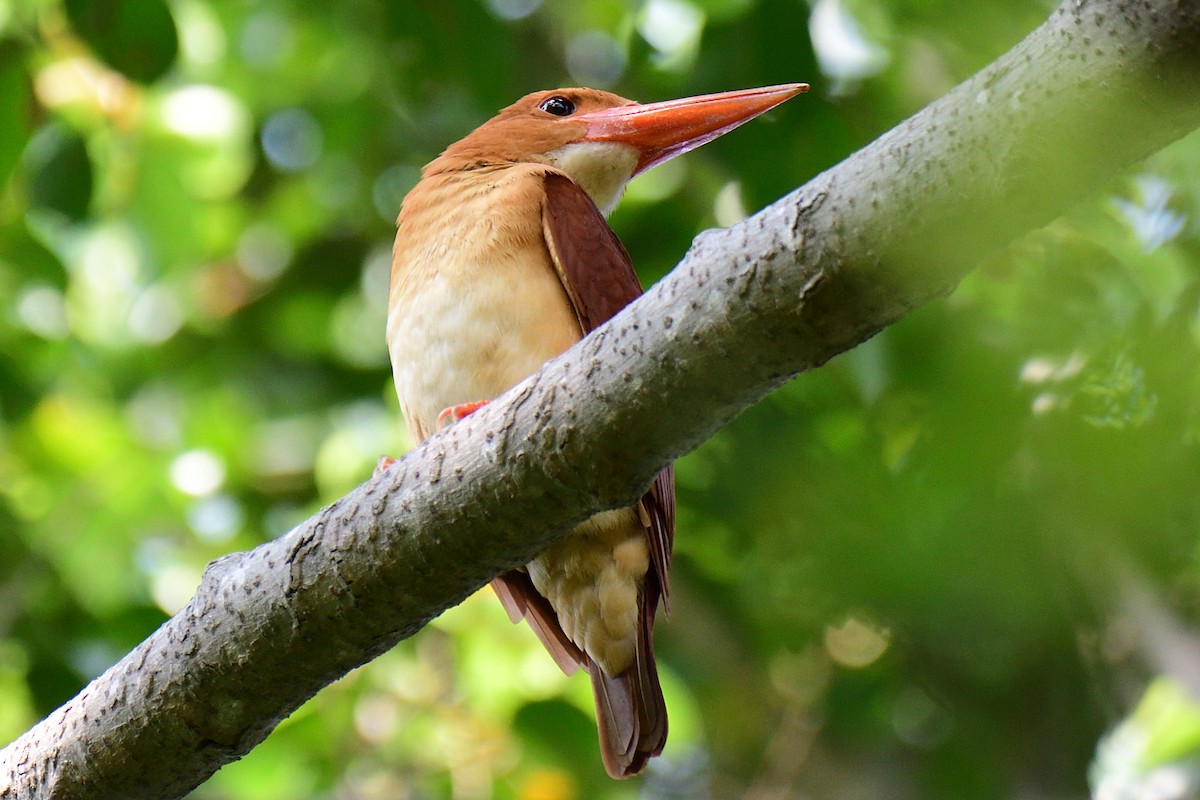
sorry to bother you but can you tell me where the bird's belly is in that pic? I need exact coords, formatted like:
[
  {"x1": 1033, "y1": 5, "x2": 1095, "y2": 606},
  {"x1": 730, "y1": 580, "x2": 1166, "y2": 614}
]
[
  {"x1": 387, "y1": 251, "x2": 580, "y2": 441},
  {"x1": 528, "y1": 507, "x2": 649, "y2": 677}
]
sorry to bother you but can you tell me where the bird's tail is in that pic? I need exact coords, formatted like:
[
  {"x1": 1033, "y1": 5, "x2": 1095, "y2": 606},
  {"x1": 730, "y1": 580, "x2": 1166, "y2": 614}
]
[{"x1": 590, "y1": 594, "x2": 667, "y2": 779}]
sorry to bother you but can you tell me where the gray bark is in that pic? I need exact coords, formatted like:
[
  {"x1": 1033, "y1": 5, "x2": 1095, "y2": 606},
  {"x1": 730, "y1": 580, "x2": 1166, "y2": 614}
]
[{"x1": 4, "y1": 0, "x2": 1200, "y2": 797}]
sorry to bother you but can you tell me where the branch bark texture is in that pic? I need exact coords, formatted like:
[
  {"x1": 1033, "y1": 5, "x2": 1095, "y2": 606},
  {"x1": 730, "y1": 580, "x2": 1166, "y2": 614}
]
[{"x1": 4, "y1": 0, "x2": 1200, "y2": 797}]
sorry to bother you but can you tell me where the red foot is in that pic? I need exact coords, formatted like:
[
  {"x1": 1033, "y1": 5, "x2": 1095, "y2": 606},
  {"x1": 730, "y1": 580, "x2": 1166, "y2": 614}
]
[
  {"x1": 373, "y1": 455, "x2": 397, "y2": 478},
  {"x1": 436, "y1": 399, "x2": 490, "y2": 431}
]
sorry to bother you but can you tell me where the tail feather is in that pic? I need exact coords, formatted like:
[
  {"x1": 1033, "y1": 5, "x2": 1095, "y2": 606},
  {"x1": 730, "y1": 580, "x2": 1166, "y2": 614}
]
[{"x1": 590, "y1": 592, "x2": 667, "y2": 779}]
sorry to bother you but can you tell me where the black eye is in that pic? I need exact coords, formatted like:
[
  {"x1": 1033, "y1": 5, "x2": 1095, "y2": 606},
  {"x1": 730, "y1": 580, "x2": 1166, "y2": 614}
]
[{"x1": 539, "y1": 96, "x2": 576, "y2": 117}]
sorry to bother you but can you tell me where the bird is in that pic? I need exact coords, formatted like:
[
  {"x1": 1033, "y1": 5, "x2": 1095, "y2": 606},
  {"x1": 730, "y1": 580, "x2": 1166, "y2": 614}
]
[{"x1": 385, "y1": 82, "x2": 807, "y2": 778}]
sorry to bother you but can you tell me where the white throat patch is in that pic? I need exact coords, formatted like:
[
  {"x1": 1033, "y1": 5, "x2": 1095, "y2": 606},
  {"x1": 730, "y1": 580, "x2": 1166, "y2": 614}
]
[{"x1": 546, "y1": 141, "x2": 639, "y2": 217}]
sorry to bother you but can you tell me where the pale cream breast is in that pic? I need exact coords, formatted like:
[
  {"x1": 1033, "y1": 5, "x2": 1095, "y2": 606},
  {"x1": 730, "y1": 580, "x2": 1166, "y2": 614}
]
[{"x1": 388, "y1": 167, "x2": 581, "y2": 441}]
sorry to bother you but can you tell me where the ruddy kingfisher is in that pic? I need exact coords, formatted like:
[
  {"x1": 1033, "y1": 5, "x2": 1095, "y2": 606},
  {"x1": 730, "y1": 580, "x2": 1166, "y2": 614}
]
[{"x1": 386, "y1": 82, "x2": 807, "y2": 777}]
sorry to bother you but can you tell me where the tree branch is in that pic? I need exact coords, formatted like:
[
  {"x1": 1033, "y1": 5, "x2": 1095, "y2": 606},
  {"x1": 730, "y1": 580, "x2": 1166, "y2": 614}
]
[{"x1": 4, "y1": 0, "x2": 1200, "y2": 797}]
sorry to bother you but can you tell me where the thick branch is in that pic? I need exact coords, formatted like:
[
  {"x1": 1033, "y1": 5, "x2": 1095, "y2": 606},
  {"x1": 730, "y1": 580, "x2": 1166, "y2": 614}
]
[{"x1": 4, "y1": 0, "x2": 1200, "y2": 797}]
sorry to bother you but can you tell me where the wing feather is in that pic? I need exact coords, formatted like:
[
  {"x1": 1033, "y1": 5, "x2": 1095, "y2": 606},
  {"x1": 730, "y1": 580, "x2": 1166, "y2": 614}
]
[
  {"x1": 489, "y1": 170, "x2": 677, "y2": 777},
  {"x1": 491, "y1": 572, "x2": 584, "y2": 675},
  {"x1": 541, "y1": 171, "x2": 675, "y2": 610},
  {"x1": 540, "y1": 171, "x2": 644, "y2": 332}
]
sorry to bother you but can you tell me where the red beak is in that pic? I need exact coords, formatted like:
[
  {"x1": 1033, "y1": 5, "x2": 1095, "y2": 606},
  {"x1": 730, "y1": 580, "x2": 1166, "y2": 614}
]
[{"x1": 575, "y1": 83, "x2": 809, "y2": 176}]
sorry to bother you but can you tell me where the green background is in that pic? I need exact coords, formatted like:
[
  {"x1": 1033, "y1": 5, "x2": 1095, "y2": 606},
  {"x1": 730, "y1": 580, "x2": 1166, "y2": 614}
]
[{"x1": 2, "y1": 0, "x2": 1199, "y2": 797}]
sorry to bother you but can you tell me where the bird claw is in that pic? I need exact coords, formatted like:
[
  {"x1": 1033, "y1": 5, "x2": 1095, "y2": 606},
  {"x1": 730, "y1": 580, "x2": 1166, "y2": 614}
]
[
  {"x1": 436, "y1": 400, "x2": 490, "y2": 431},
  {"x1": 373, "y1": 456, "x2": 397, "y2": 478}
]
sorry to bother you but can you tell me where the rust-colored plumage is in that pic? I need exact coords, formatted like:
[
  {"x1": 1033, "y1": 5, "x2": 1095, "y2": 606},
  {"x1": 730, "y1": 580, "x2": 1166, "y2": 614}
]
[{"x1": 387, "y1": 83, "x2": 805, "y2": 777}]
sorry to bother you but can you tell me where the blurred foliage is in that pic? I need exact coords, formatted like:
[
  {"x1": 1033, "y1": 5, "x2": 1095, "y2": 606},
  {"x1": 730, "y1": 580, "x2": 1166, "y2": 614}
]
[
  {"x1": 1, "y1": 0, "x2": 1199, "y2": 798},
  {"x1": 1092, "y1": 678, "x2": 1200, "y2": 800}
]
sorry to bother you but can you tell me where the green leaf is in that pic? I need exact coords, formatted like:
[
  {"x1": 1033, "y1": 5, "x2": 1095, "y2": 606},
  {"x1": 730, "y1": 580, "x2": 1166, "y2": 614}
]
[
  {"x1": 24, "y1": 123, "x2": 93, "y2": 222},
  {"x1": 1136, "y1": 678, "x2": 1200, "y2": 768},
  {"x1": 0, "y1": 40, "x2": 31, "y2": 191},
  {"x1": 63, "y1": 0, "x2": 178, "y2": 83}
]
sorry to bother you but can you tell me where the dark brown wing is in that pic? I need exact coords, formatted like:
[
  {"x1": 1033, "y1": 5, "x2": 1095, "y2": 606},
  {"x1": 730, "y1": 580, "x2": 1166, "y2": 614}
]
[
  {"x1": 640, "y1": 468, "x2": 675, "y2": 615},
  {"x1": 543, "y1": 171, "x2": 675, "y2": 778},
  {"x1": 489, "y1": 171, "x2": 676, "y2": 778},
  {"x1": 540, "y1": 171, "x2": 644, "y2": 332},
  {"x1": 491, "y1": 570, "x2": 584, "y2": 674},
  {"x1": 540, "y1": 170, "x2": 675, "y2": 602},
  {"x1": 493, "y1": 170, "x2": 675, "y2": 626}
]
